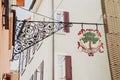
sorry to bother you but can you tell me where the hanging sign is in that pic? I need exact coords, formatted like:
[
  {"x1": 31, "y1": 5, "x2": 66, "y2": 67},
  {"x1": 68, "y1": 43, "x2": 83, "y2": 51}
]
[{"x1": 77, "y1": 29, "x2": 104, "y2": 56}]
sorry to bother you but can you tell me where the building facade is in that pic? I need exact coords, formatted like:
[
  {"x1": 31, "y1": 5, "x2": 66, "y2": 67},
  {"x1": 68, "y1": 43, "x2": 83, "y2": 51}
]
[
  {"x1": 0, "y1": 0, "x2": 23, "y2": 80},
  {"x1": 0, "y1": 0, "x2": 13, "y2": 79},
  {"x1": 101, "y1": 0, "x2": 120, "y2": 80},
  {"x1": 19, "y1": 0, "x2": 112, "y2": 80}
]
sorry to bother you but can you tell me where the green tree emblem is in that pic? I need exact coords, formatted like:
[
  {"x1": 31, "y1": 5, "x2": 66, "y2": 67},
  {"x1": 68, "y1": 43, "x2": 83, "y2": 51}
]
[{"x1": 82, "y1": 32, "x2": 99, "y2": 50}]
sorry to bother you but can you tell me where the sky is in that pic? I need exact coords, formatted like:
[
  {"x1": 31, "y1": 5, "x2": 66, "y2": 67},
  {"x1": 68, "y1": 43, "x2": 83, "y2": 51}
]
[{"x1": 10, "y1": 0, "x2": 33, "y2": 70}]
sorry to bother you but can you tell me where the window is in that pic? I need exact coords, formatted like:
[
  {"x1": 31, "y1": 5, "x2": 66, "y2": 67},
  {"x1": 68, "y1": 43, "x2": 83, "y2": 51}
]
[
  {"x1": 40, "y1": 61, "x2": 44, "y2": 80},
  {"x1": 30, "y1": 74, "x2": 34, "y2": 80},
  {"x1": 57, "y1": 55, "x2": 72, "y2": 80},
  {"x1": 21, "y1": 54, "x2": 24, "y2": 72},
  {"x1": 25, "y1": 51, "x2": 28, "y2": 67},
  {"x1": 56, "y1": 11, "x2": 70, "y2": 33},
  {"x1": 27, "y1": 48, "x2": 31, "y2": 63},
  {"x1": 29, "y1": 61, "x2": 44, "y2": 80},
  {"x1": 34, "y1": 70, "x2": 37, "y2": 80},
  {"x1": 37, "y1": 61, "x2": 44, "y2": 80},
  {"x1": 57, "y1": 56, "x2": 65, "y2": 80},
  {"x1": 20, "y1": 53, "x2": 26, "y2": 75}
]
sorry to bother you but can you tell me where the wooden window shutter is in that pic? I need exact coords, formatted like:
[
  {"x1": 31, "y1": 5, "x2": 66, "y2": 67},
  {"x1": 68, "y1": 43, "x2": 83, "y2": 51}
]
[
  {"x1": 64, "y1": 12, "x2": 70, "y2": 33},
  {"x1": 34, "y1": 70, "x2": 37, "y2": 80},
  {"x1": 2, "y1": 0, "x2": 9, "y2": 29},
  {"x1": 40, "y1": 61, "x2": 44, "y2": 80},
  {"x1": 25, "y1": 52, "x2": 28, "y2": 67},
  {"x1": 6, "y1": 74, "x2": 11, "y2": 80},
  {"x1": 8, "y1": 12, "x2": 13, "y2": 49},
  {"x1": 21, "y1": 55, "x2": 24, "y2": 72},
  {"x1": 12, "y1": 10, "x2": 16, "y2": 46},
  {"x1": 16, "y1": 0, "x2": 25, "y2": 6},
  {"x1": 30, "y1": 74, "x2": 34, "y2": 80},
  {"x1": 2, "y1": 74, "x2": 11, "y2": 80},
  {"x1": 65, "y1": 56, "x2": 72, "y2": 80}
]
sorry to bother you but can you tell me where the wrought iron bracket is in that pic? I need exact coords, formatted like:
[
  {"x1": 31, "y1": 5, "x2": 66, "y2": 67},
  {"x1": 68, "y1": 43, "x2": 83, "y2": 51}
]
[{"x1": 12, "y1": 20, "x2": 72, "y2": 60}]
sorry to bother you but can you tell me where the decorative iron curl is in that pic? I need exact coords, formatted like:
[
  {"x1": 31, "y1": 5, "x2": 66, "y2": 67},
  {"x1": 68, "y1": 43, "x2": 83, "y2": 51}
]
[{"x1": 12, "y1": 20, "x2": 72, "y2": 60}]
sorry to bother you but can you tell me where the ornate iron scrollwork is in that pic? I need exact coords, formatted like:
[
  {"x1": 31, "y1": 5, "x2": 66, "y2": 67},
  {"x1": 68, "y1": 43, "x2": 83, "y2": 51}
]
[{"x1": 12, "y1": 20, "x2": 72, "y2": 60}]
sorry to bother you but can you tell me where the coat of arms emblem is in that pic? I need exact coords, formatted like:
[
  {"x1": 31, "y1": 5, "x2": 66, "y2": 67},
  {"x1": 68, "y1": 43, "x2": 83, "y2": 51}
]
[{"x1": 77, "y1": 29, "x2": 104, "y2": 56}]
